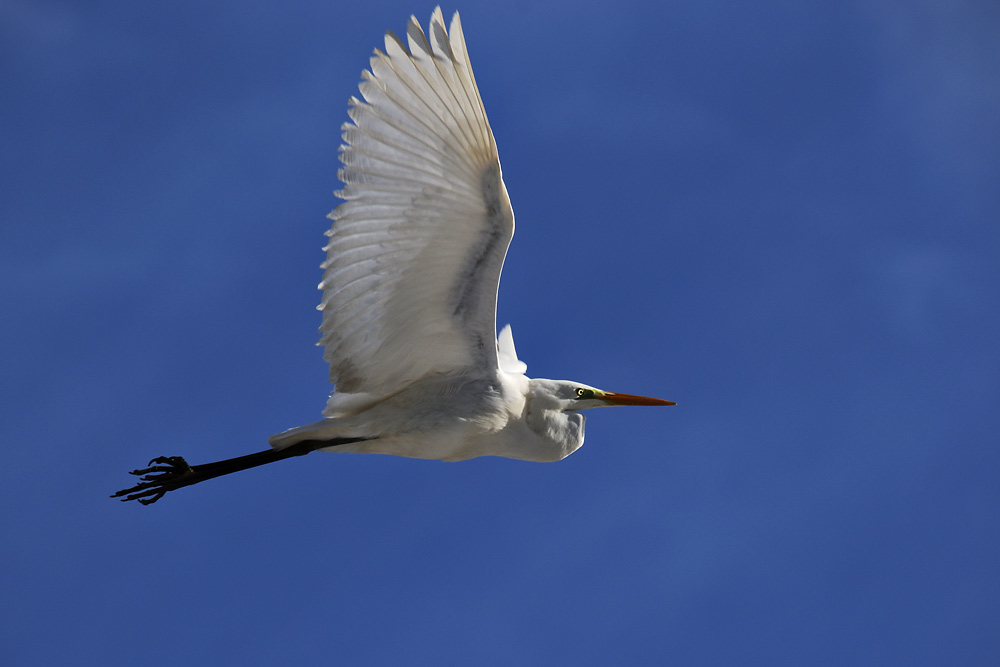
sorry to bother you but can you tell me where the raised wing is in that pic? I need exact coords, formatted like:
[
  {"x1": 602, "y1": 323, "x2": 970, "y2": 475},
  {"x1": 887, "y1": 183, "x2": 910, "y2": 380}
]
[{"x1": 320, "y1": 9, "x2": 514, "y2": 414}]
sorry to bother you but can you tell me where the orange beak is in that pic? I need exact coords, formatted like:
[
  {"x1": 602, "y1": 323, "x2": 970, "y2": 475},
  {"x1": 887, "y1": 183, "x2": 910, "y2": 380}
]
[{"x1": 600, "y1": 392, "x2": 676, "y2": 407}]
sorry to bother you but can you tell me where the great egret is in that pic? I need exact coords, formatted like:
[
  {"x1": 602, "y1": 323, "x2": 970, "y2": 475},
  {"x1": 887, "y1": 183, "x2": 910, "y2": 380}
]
[{"x1": 113, "y1": 8, "x2": 674, "y2": 505}]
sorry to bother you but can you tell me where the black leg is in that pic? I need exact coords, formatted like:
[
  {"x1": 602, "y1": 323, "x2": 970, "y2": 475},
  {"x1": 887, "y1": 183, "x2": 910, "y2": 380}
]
[{"x1": 111, "y1": 437, "x2": 370, "y2": 505}]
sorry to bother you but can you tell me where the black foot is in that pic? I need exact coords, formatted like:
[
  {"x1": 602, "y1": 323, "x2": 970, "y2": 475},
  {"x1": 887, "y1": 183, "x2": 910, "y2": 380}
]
[{"x1": 111, "y1": 456, "x2": 195, "y2": 505}]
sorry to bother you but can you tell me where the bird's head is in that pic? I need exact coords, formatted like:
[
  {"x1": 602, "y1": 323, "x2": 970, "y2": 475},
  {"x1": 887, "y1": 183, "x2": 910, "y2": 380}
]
[
  {"x1": 520, "y1": 379, "x2": 675, "y2": 461},
  {"x1": 531, "y1": 379, "x2": 675, "y2": 412}
]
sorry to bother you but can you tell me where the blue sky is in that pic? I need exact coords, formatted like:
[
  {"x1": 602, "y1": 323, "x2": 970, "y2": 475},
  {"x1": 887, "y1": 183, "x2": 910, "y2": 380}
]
[{"x1": 2, "y1": 0, "x2": 998, "y2": 664}]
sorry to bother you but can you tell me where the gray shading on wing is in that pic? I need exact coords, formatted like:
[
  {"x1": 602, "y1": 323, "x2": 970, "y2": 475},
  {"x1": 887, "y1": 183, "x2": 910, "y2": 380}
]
[{"x1": 319, "y1": 8, "x2": 515, "y2": 416}]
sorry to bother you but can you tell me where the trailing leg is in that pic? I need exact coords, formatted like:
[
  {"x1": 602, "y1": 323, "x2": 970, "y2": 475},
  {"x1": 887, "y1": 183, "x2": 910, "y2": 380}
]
[{"x1": 111, "y1": 437, "x2": 370, "y2": 505}]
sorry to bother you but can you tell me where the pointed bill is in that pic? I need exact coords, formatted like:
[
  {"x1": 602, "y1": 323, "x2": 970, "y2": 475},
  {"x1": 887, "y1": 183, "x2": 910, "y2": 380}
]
[{"x1": 600, "y1": 392, "x2": 676, "y2": 407}]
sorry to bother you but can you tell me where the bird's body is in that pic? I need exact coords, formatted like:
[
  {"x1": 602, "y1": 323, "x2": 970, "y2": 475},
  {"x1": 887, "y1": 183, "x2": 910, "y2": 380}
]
[
  {"x1": 270, "y1": 368, "x2": 584, "y2": 463},
  {"x1": 113, "y1": 8, "x2": 673, "y2": 505}
]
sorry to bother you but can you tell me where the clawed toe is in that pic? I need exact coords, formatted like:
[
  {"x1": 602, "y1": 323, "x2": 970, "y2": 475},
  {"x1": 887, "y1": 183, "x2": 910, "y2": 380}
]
[
  {"x1": 111, "y1": 455, "x2": 194, "y2": 505},
  {"x1": 129, "y1": 456, "x2": 189, "y2": 477}
]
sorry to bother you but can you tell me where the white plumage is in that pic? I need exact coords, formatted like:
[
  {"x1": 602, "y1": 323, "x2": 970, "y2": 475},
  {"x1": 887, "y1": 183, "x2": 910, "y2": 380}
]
[
  {"x1": 266, "y1": 7, "x2": 673, "y2": 462},
  {"x1": 112, "y1": 8, "x2": 672, "y2": 505},
  {"x1": 318, "y1": 8, "x2": 511, "y2": 417}
]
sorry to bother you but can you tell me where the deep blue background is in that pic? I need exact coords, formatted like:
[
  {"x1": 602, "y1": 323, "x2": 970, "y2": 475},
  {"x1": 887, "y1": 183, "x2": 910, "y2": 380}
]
[{"x1": 2, "y1": 1, "x2": 998, "y2": 664}]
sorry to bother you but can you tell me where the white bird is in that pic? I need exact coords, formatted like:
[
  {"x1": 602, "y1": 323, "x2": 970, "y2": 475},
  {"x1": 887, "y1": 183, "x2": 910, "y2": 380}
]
[{"x1": 113, "y1": 8, "x2": 674, "y2": 505}]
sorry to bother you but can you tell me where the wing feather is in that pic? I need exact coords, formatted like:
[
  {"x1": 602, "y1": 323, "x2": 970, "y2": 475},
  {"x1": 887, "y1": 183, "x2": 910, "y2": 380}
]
[{"x1": 320, "y1": 8, "x2": 514, "y2": 415}]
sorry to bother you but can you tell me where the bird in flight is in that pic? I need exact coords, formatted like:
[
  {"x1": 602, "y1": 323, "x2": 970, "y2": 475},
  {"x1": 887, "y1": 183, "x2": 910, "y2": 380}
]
[{"x1": 113, "y1": 8, "x2": 674, "y2": 505}]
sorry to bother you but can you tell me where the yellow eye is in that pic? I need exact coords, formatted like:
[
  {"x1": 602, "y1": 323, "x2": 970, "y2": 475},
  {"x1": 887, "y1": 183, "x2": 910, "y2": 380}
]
[{"x1": 576, "y1": 388, "x2": 590, "y2": 399}]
